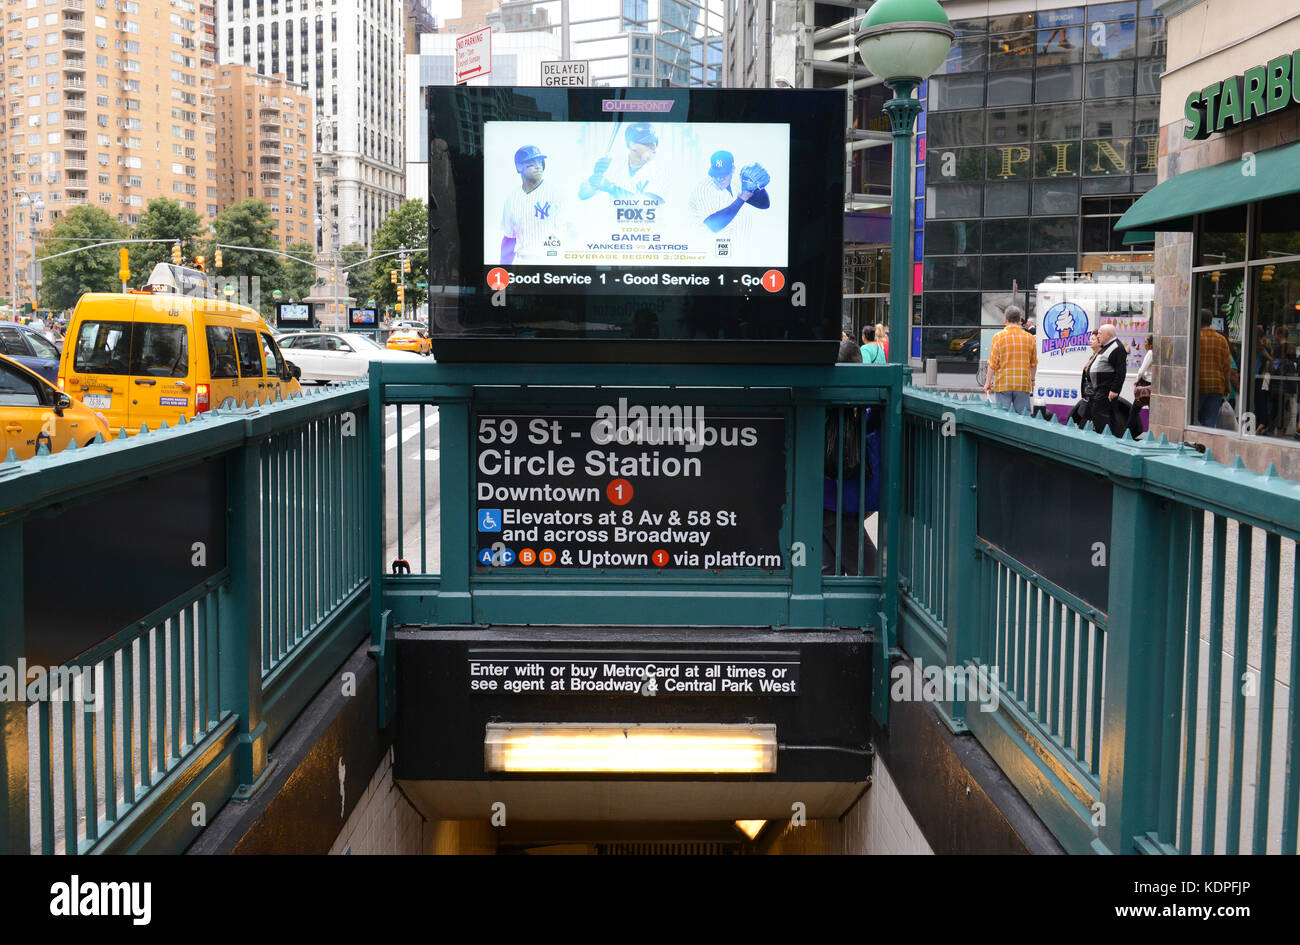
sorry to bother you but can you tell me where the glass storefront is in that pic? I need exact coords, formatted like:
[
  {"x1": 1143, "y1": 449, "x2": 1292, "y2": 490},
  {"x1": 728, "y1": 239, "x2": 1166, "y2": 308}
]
[
  {"x1": 1191, "y1": 194, "x2": 1300, "y2": 441},
  {"x1": 918, "y1": 1, "x2": 1162, "y2": 367}
]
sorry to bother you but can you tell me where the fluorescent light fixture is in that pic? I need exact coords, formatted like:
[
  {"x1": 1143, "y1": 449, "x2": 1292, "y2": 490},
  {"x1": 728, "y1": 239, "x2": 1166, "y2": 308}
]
[
  {"x1": 735, "y1": 820, "x2": 767, "y2": 840},
  {"x1": 484, "y1": 723, "x2": 778, "y2": 774}
]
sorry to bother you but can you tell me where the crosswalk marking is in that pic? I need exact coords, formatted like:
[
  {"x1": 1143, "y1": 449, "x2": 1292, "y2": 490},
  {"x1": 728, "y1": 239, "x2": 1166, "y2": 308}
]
[{"x1": 384, "y1": 408, "x2": 439, "y2": 452}]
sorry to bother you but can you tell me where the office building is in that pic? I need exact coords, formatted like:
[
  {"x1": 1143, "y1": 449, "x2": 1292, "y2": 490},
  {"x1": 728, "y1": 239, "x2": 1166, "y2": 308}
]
[
  {"x1": 219, "y1": 0, "x2": 405, "y2": 254},
  {"x1": 722, "y1": 0, "x2": 1165, "y2": 362},
  {"x1": 213, "y1": 64, "x2": 314, "y2": 247},
  {"x1": 0, "y1": 0, "x2": 217, "y2": 308},
  {"x1": 487, "y1": 0, "x2": 724, "y2": 88}
]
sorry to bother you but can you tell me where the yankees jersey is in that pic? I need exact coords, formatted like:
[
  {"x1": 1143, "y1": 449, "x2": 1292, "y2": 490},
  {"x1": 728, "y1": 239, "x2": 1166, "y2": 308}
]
[
  {"x1": 603, "y1": 156, "x2": 668, "y2": 207},
  {"x1": 500, "y1": 178, "x2": 566, "y2": 263},
  {"x1": 688, "y1": 177, "x2": 755, "y2": 255}
]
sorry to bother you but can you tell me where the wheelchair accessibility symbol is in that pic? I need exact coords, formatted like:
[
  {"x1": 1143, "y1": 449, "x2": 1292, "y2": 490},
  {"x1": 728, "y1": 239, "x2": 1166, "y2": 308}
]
[{"x1": 478, "y1": 509, "x2": 502, "y2": 532}]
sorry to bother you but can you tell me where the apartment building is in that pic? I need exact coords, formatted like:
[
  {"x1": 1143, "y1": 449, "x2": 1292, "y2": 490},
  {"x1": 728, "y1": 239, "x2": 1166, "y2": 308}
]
[
  {"x1": 219, "y1": 0, "x2": 405, "y2": 254},
  {"x1": 214, "y1": 64, "x2": 313, "y2": 247},
  {"x1": 0, "y1": 0, "x2": 217, "y2": 306}
]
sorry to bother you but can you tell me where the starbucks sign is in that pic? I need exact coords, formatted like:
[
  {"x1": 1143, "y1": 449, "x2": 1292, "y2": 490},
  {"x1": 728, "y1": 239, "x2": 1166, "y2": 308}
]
[{"x1": 1184, "y1": 51, "x2": 1300, "y2": 140}]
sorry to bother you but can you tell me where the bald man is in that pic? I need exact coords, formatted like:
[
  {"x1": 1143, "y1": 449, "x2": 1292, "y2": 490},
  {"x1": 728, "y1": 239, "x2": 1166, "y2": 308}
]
[{"x1": 1088, "y1": 323, "x2": 1128, "y2": 435}]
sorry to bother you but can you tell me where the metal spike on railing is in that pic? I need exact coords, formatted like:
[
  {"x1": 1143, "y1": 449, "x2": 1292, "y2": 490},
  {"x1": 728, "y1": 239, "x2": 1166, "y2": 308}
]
[
  {"x1": 1157, "y1": 433, "x2": 1169, "y2": 445},
  {"x1": 1231, "y1": 456, "x2": 1246, "y2": 471},
  {"x1": 64, "y1": 437, "x2": 78, "y2": 451},
  {"x1": 91, "y1": 432, "x2": 105, "y2": 445},
  {"x1": 1264, "y1": 463, "x2": 1279, "y2": 478},
  {"x1": 158, "y1": 420, "x2": 169, "y2": 430},
  {"x1": 2, "y1": 448, "x2": 17, "y2": 463},
  {"x1": 35, "y1": 440, "x2": 50, "y2": 457},
  {"x1": 117, "y1": 427, "x2": 128, "y2": 440},
  {"x1": 177, "y1": 414, "x2": 187, "y2": 424},
  {"x1": 139, "y1": 423, "x2": 149, "y2": 435},
  {"x1": 1121, "y1": 428, "x2": 1134, "y2": 442}
]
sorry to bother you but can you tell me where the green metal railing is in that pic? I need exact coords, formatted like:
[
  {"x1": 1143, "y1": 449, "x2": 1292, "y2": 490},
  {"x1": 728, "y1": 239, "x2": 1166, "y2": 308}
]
[
  {"x1": 0, "y1": 384, "x2": 372, "y2": 854},
  {"x1": 900, "y1": 387, "x2": 1300, "y2": 855}
]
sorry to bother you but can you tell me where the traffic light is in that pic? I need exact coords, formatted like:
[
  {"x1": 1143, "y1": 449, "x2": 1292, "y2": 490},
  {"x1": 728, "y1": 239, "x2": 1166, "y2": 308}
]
[
  {"x1": 394, "y1": 302, "x2": 403, "y2": 312},
  {"x1": 1263, "y1": 265, "x2": 1276, "y2": 282},
  {"x1": 214, "y1": 249, "x2": 223, "y2": 269},
  {"x1": 172, "y1": 243, "x2": 182, "y2": 265},
  {"x1": 118, "y1": 247, "x2": 130, "y2": 285},
  {"x1": 396, "y1": 285, "x2": 405, "y2": 302},
  {"x1": 390, "y1": 269, "x2": 398, "y2": 284},
  {"x1": 402, "y1": 257, "x2": 411, "y2": 274},
  {"x1": 194, "y1": 255, "x2": 205, "y2": 272},
  {"x1": 1211, "y1": 270, "x2": 1221, "y2": 283}
]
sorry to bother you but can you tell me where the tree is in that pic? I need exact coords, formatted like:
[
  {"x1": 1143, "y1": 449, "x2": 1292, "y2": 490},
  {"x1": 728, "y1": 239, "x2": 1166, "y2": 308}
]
[
  {"x1": 207, "y1": 200, "x2": 282, "y2": 316},
  {"x1": 35, "y1": 207, "x2": 129, "y2": 311},
  {"x1": 282, "y1": 241, "x2": 317, "y2": 303},
  {"x1": 130, "y1": 198, "x2": 206, "y2": 287},
  {"x1": 368, "y1": 200, "x2": 429, "y2": 312},
  {"x1": 339, "y1": 242, "x2": 374, "y2": 304}
]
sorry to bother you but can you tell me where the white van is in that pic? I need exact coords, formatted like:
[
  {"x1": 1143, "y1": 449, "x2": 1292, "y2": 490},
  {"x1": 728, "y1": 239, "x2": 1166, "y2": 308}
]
[{"x1": 1031, "y1": 276, "x2": 1153, "y2": 425}]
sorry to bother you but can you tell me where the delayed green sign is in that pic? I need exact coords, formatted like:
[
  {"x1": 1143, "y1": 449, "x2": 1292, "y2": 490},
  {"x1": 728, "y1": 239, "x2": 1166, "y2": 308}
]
[{"x1": 1185, "y1": 50, "x2": 1300, "y2": 141}]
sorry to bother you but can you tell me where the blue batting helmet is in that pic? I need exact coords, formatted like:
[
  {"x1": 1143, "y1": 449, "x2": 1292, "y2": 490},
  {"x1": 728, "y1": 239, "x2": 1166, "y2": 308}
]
[
  {"x1": 514, "y1": 145, "x2": 546, "y2": 172},
  {"x1": 625, "y1": 122, "x2": 658, "y2": 147}
]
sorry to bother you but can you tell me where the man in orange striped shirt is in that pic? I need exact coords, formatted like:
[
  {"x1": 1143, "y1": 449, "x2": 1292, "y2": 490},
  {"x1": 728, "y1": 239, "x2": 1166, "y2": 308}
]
[{"x1": 984, "y1": 305, "x2": 1037, "y2": 413}]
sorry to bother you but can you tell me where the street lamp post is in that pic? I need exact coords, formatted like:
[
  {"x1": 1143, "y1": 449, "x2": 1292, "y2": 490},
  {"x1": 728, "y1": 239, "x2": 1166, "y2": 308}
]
[{"x1": 856, "y1": 0, "x2": 953, "y2": 367}]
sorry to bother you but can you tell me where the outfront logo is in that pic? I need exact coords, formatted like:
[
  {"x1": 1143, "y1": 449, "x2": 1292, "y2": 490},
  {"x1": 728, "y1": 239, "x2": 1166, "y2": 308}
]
[{"x1": 1041, "y1": 301, "x2": 1090, "y2": 355}]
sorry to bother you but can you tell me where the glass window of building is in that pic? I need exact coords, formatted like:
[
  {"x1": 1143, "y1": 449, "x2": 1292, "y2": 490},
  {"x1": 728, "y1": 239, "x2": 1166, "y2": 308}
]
[{"x1": 1190, "y1": 195, "x2": 1300, "y2": 440}]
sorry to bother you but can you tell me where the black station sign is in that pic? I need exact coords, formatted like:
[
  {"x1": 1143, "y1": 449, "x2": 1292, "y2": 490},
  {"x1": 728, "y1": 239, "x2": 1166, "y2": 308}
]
[
  {"x1": 467, "y1": 649, "x2": 801, "y2": 696},
  {"x1": 1185, "y1": 49, "x2": 1300, "y2": 140},
  {"x1": 473, "y1": 402, "x2": 786, "y2": 571}
]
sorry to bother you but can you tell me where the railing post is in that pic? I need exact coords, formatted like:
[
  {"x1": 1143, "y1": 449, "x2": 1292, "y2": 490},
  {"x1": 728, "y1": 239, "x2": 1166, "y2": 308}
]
[
  {"x1": 0, "y1": 519, "x2": 28, "y2": 854},
  {"x1": 438, "y1": 386, "x2": 475, "y2": 625},
  {"x1": 221, "y1": 433, "x2": 271, "y2": 795},
  {"x1": 943, "y1": 410, "x2": 979, "y2": 730},
  {"x1": 1098, "y1": 480, "x2": 1177, "y2": 853},
  {"x1": 789, "y1": 400, "x2": 825, "y2": 629},
  {"x1": 873, "y1": 370, "x2": 905, "y2": 725}
]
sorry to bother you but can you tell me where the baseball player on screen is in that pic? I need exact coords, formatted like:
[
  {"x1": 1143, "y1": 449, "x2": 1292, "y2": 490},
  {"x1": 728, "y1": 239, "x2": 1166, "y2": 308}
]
[
  {"x1": 687, "y1": 150, "x2": 770, "y2": 248},
  {"x1": 499, "y1": 144, "x2": 567, "y2": 265},
  {"x1": 578, "y1": 122, "x2": 669, "y2": 207}
]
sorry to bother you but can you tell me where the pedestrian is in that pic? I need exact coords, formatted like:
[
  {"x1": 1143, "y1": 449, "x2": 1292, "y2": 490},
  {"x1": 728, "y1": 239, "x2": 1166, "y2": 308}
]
[
  {"x1": 822, "y1": 339, "x2": 879, "y2": 576},
  {"x1": 860, "y1": 325, "x2": 886, "y2": 364},
  {"x1": 874, "y1": 322, "x2": 890, "y2": 360},
  {"x1": 984, "y1": 304, "x2": 1037, "y2": 412},
  {"x1": 1134, "y1": 333, "x2": 1154, "y2": 411},
  {"x1": 1196, "y1": 310, "x2": 1236, "y2": 428},
  {"x1": 1088, "y1": 323, "x2": 1128, "y2": 435}
]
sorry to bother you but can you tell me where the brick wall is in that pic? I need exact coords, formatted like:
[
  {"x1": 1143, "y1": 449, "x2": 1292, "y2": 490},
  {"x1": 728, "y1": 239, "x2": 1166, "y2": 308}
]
[
  {"x1": 757, "y1": 756, "x2": 934, "y2": 855},
  {"x1": 329, "y1": 747, "x2": 430, "y2": 855}
]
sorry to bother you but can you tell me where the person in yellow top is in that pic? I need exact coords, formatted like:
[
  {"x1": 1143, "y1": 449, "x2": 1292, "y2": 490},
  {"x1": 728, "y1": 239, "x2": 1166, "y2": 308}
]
[{"x1": 983, "y1": 305, "x2": 1037, "y2": 413}]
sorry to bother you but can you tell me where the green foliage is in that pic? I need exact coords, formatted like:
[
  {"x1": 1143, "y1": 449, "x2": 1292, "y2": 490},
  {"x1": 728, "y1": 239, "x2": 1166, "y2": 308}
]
[
  {"x1": 129, "y1": 198, "x2": 206, "y2": 287},
  {"x1": 207, "y1": 200, "x2": 282, "y2": 315},
  {"x1": 368, "y1": 200, "x2": 429, "y2": 311},
  {"x1": 282, "y1": 241, "x2": 317, "y2": 303},
  {"x1": 339, "y1": 242, "x2": 374, "y2": 303},
  {"x1": 35, "y1": 207, "x2": 129, "y2": 310}
]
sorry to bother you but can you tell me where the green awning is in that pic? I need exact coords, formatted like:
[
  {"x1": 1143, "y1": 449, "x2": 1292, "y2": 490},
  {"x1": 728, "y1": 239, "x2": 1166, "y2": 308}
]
[
  {"x1": 1114, "y1": 139, "x2": 1300, "y2": 233},
  {"x1": 1121, "y1": 230, "x2": 1154, "y2": 245}
]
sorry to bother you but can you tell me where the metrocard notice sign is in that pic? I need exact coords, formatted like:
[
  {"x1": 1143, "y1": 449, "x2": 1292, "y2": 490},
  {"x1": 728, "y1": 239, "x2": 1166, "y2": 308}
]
[{"x1": 474, "y1": 402, "x2": 785, "y2": 571}]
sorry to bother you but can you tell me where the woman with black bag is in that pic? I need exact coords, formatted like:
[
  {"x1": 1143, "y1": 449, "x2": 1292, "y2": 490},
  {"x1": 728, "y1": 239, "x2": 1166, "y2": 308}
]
[{"x1": 1068, "y1": 331, "x2": 1102, "y2": 428}]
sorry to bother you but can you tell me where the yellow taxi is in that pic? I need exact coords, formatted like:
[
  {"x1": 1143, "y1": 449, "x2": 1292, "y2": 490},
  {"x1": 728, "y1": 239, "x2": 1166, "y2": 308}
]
[
  {"x1": 386, "y1": 329, "x2": 432, "y2": 356},
  {"x1": 58, "y1": 289, "x2": 302, "y2": 432},
  {"x1": 1, "y1": 353, "x2": 111, "y2": 459}
]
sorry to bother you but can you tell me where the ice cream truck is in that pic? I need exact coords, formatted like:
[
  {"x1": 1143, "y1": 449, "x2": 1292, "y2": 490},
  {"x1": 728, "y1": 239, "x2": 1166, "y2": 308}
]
[{"x1": 1031, "y1": 276, "x2": 1154, "y2": 425}]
